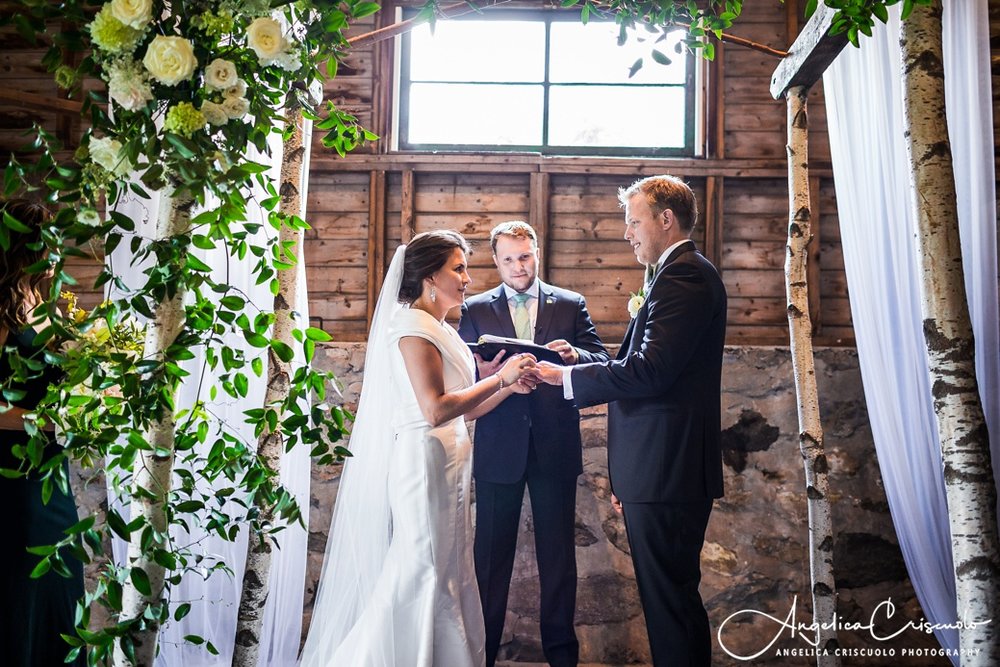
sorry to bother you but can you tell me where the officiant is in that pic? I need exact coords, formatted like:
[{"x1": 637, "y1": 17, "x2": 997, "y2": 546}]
[{"x1": 458, "y1": 220, "x2": 609, "y2": 667}]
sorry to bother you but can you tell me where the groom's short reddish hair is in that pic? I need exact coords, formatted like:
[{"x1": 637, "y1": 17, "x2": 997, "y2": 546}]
[{"x1": 618, "y1": 175, "x2": 698, "y2": 233}]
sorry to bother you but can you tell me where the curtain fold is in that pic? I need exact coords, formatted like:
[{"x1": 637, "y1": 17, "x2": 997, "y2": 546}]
[
  {"x1": 107, "y1": 130, "x2": 309, "y2": 665},
  {"x1": 823, "y1": 0, "x2": 999, "y2": 660}
]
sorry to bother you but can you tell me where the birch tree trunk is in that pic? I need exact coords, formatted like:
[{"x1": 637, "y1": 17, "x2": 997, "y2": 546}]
[
  {"x1": 231, "y1": 100, "x2": 312, "y2": 667},
  {"x1": 899, "y1": 4, "x2": 1000, "y2": 661},
  {"x1": 784, "y1": 85, "x2": 840, "y2": 666},
  {"x1": 113, "y1": 189, "x2": 194, "y2": 667}
]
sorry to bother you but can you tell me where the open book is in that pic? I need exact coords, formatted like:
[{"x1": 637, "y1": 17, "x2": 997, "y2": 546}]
[{"x1": 467, "y1": 334, "x2": 565, "y2": 366}]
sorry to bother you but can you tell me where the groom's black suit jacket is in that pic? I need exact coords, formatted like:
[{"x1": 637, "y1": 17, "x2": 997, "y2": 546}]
[
  {"x1": 458, "y1": 281, "x2": 609, "y2": 483},
  {"x1": 571, "y1": 240, "x2": 727, "y2": 503}
]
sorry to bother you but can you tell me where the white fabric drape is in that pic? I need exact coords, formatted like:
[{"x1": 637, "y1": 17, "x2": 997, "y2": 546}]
[
  {"x1": 107, "y1": 131, "x2": 310, "y2": 665},
  {"x1": 824, "y1": 0, "x2": 999, "y2": 659}
]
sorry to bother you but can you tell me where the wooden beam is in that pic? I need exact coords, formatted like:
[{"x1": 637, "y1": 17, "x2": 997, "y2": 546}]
[
  {"x1": 366, "y1": 170, "x2": 387, "y2": 328},
  {"x1": 309, "y1": 153, "x2": 835, "y2": 179},
  {"x1": 529, "y1": 172, "x2": 550, "y2": 280},
  {"x1": 0, "y1": 88, "x2": 82, "y2": 115},
  {"x1": 770, "y1": 2, "x2": 850, "y2": 99},
  {"x1": 703, "y1": 176, "x2": 724, "y2": 271},
  {"x1": 400, "y1": 169, "x2": 415, "y2": 243}
]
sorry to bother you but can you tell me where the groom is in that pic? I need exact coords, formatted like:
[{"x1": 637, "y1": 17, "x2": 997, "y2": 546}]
[
  {"x1": 458, "y1": 221, "x2": 608, "y2": 667},
  {"x1": 532, "y1": 176, "x2": 727, "y2": 666}
]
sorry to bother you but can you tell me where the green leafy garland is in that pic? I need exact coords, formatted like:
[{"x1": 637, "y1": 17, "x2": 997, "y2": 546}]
[{"x1": 2, "y1": 0, "x2": 379, "y2": 662}]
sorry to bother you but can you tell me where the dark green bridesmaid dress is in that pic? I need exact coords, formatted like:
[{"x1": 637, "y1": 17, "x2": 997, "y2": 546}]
[{"x1": 0, "y1": 328, "x2": 86, "y2": 667}]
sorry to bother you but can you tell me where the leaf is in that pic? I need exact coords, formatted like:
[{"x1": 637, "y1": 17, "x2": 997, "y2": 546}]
[
  {"x1": 130, "y1": 567, "x2": 152, "y2": 596},
  {"x1": 873, "y1": 2, "x2": 889, "y2": 23},
  {"x1": 651, "y1": 49, "x2": 672, "y2": 66},
  {"x1": 305, "y1": 327, "x2": 332, "y2": 342},
  {"x1": 174, "y1": 602, "x2": 192, "y2": 621},
  {"x1": 30, "y1": 557, "x2": 52, "y2": 578},
  {"x1": 628, "y1": 57, "x2": 644, "y2": 78},
  {"x1": 353, "y1": 2, "x2": 380, "y2": 18},
  {"x1": 271, "y1": 340, "x2": 295, "y2": 363}
]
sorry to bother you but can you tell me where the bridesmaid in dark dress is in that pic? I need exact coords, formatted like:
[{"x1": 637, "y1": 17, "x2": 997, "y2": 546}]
[{"x1": 0, "y1": 199, "x2": 86, "y2": 667}]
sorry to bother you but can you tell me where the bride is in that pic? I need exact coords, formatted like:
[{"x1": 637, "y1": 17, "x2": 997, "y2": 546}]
[{"x1": 300, "y1": 230, "x2": 537, "y2": 667}]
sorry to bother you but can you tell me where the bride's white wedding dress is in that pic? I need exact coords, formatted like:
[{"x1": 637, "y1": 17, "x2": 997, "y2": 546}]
[{"x1": 300, "y1": 286, "x2": 486, "y2": 667}]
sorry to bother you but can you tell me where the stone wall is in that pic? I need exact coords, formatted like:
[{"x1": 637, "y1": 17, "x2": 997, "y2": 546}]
[
  {"x1": 69, "y1": 343, "x2": 948, "y2": 664},
  {"x1": 306, "y1": 344, "x2": 948, "y2": 666}
]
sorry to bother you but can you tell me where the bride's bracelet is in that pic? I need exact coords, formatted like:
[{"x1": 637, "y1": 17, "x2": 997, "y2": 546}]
[{"x1": 496, "y1": 374, "x2": 506, "y2": 392}]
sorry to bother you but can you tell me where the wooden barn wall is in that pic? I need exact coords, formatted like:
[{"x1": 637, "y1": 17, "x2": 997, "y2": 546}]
[
  {"x1": 2, "y1": 2, "x2": 998, "y2": 344},
  {"x1": 307, "y1": 0, "x2": 848, "y2": 345}
]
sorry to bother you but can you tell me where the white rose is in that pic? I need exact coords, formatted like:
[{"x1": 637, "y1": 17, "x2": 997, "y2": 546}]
[
  {"x1": 223, "y1": 79, "x2": 247, "y2": 99},
  {"x1": 222, "y1": 96, "x2": 250, "y2": 120},
  {"x1": 109, "y1": 76, "x2": 153, "y2": 111},
  {"x1": 110, "y1": 0, "x2": 153, "y2": 29},
  {"x1": 143, "y1": 35, "x2": 197, "y2": 86},
  {"x1": 627, "y1": 294, "x2": 645, "y2": 318},
  {"x1": 204, "y1": 58, "x2": 238, "y2": 91},
  {"x1": 79, "y1": 209, "x2": 101, "y2": 226},
  {"x1": 246, "y1": 17, "x2": 286, "y2": 61},
  {"x1": 201, "y1": 101, "x2": 228, "y2": 126},
  {"x1": 88, "y1": 136, "x2": 131, "y2": 177}
]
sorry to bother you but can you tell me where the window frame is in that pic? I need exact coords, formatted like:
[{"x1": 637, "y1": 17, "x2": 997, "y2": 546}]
[{"x1": 396, "y1": 8, "x2": 698, "y2": 158}]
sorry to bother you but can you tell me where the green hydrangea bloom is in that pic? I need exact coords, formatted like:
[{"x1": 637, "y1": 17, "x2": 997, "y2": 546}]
[
  {"x1": 191, "y1": 10, "x2": 235, "y2": 37},
  {"x1": 164, "y1": 102, "x2": 206, "y2": 138},
  {"x1": 89, "y1": 5, "x2": 142, "y2": 55}
]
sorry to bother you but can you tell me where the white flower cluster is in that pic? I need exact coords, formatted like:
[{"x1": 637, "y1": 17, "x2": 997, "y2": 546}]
[
  {"x1": 106, "y1": 58, "x2": 153, "y2": 111},
  {"x1": 200, "y1": 59, "x2": 250, "y2": 125}
]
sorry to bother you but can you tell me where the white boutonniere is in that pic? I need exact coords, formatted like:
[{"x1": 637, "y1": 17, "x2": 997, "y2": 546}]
[{"x1": 627, "y1": 287, "x2": 646, "y2": 318}]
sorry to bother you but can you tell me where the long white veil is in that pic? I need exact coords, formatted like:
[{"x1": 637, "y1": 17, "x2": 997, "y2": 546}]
[{"x1": 298, "y1": 245, "x2": 407, "y2": 665}]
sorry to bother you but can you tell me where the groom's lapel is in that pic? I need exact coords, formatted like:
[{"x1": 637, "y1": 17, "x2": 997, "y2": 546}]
[
  {"x1": 489, "y1": 285, "x2": 517, "y2": 338},
  {"x1": 618, "y1": 316, "x2": 637, "y2": 359},
  {"x1": 532, "y1": 282, "x2": 557, "y2": 344}
]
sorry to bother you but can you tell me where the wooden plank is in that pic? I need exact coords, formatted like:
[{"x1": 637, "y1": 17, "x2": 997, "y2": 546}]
[
  {"x1": 304, "y1": 239, "x2": 369, "y2": 267},
  {"x1": 770, "y1": 1, "x2": 850, "y2": 99},
  {"x1": 550, "y1": 213, "x2": 626, "y2": 241},
  {"x1": 310, "y1": 294, "x2": 369, "y2": 322},
  {"x1": 710, "y1": 38, "x2": 725, "y2": 159},
  {"x1": 306, "y1": 212, "x2": 371, "y2": 240},
  {"x1": 400, "y1": 169, "x2": 415, "y2": 243},
  {"x1": 530, "y1": 171, "x2": 550, "y2": 280},
  {"x1": 721, "y1": 268, "x2": 786, "y2": 298},
  {"x1": 548, "y1": 267, "x2": 642, "y2": 297},
  {"x1": 366, "y1": 170, "x2": 387, "y2": 326},
  {"x1": 721, "y1": 240, "x2": 786, "y2": 270},
  {"x1": 305, "y1": 267, "x2": 369, "y2": 294}
]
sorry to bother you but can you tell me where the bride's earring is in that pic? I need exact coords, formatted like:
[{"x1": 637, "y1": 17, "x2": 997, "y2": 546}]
[{"x1": 430, "y1": 286, "x2": 437, "y2": 303}]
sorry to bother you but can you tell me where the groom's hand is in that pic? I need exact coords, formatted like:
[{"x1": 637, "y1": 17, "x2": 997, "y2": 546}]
[
  {"x1": 545, "y1": 339, "x2": 579, "y2": 364},
  {"x1": 530, "y1": 361, "x2": 564, "y2": 386},
  {"x1": 610, "y1": 493, "x2": 623, "y2": 515}
]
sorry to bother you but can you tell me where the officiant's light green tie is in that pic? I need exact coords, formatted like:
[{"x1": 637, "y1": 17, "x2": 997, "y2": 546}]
[{"x1": 512, "y1": 293, "x2": 532, "y2": 340}]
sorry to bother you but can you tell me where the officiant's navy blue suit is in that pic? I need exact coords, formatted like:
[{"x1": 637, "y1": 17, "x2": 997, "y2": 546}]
[
  {"x1": 458, "y1": 280, "x2": 608, "y2": 667},
  {"x1": 571, "y1": 240, "x2": 726, "y2": 666}
]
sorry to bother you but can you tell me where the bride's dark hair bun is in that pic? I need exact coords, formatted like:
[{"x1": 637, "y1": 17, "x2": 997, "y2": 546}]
[{"x1": 398, "y1": 230, "x2": 471, "y2": 305}]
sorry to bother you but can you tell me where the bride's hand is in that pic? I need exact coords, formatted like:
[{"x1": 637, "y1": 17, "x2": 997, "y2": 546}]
[{"x1": 498, "y1": 353, "x2": 537, "y2": 388}]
